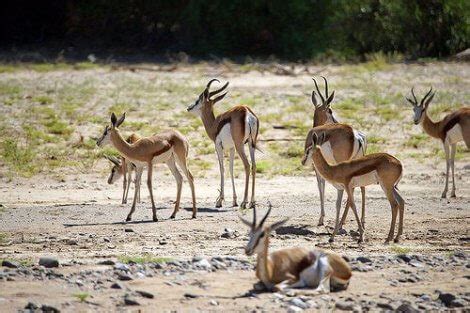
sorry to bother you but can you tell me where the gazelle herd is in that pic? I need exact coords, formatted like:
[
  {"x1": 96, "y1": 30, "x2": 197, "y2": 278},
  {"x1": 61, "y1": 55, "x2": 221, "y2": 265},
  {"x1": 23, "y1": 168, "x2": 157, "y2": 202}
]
[{"x1": 96, "y1": 77, "x2": 468, "y2": 293}]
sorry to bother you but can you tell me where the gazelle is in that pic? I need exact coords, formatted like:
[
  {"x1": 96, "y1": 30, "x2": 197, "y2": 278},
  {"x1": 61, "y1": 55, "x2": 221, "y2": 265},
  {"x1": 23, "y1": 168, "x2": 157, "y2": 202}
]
[
  {"x1": 187, "y1": 79, "x2": 259, "y2": 209},
  {"x1": 105, "y1": 133, "x2": 141, "y2": 204},
  {"x1": 240, "y1": 203, "x2": 352, "y2": 293},
  {"x1": 303, "y1": 132, "x2": 404, "y2": 243},
  {"x1": 96, "y1": 113, "x2": 197, "y2": 221},
  {"x1": 307, "y1": 77, "x2": 367, "y2": 228},
  {"x1": 406, "y1": 87, "x2": 470, "y2": 198}
]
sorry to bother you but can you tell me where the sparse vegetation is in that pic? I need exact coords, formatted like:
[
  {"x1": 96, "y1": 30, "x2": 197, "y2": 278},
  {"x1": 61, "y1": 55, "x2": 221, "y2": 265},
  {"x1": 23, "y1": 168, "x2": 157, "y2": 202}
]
[
  {"x1": 73, "y1": 292, "x2": 90, "y2": 303},
  {"x1": 390, "y1": 245, "x2": 411, "y2": 254},
  {"x1": 118, "y1": 254, "x2": 174, "y2": 264}
]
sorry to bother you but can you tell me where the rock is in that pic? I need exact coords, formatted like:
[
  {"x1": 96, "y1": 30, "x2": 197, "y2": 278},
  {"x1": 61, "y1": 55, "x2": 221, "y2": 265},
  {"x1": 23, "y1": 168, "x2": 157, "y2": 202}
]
[
  {"x1": 221, "y1": 228, "x2": 238, "y2": 239},
  {"x1": 356, "y1": 256, "x2": 372, "y2": 263},
  {"x1": 209, "y1": 300, "x2": 218, "y2": 306},
  {"x1": 377, "y1": 302, "x2": 395, "y2": 310},
  {"x1": 2, "y1": 260, "x2": 19, "y2": 268},
  {"x1": 41, "y1": 304, "x2": 61, "y2": 312},
  {"x1": 396, "y1": 303, "x2": 419, "y2": 312},
  {"x1": 25, "y1": 302, "x2": 39, "y2": 310},
  {"x1": 110, "y1": 282, "x2": 124, "y2": 289},
  {"x1": 39, "y1": 257, "x2": 59, "y2": 268},
  {"x1": 114, "y1": 263, "x2": 130, "y2": 271},
  {"x1": 103, "y1": 237, "x2": 111, "y2": 243},
  {"x1": 438, "y1": 293, "x2": 456, "y2": 307},
  {"x1": 419, "y1": 294, "x2": 431, "y2": 301},
  {"x1": 287, "y1": 305, "x2": 303, "y2": 313},
  {"x1": 193, "y1": 258, "x2": 212, "y2": 270},
  {"x1": 409, "y1": 260, "x2": 424, "y2": 268},
  {"x1": 290, "y1": 298, "x2": 310, "y2": 309},
  {"x1": 124, "y1": 228, "x2": 134, "y2": 233},
  {"x1": 98, "y1": 260, "x2": 115, "y2": 266},
  {"x1": 136, "y1": 290, "x2": 154, "y2": 299},
  {"x1": 124, "y1": 297, "x2": 139, "y2": 306},
  {"x1": 338, "y1": 228, "x2": 348, "y2": 235},
  {"x1": 117, "y1": 273, "x2": 133, "y2": 281},
  {"x1": 336, "y1": 300, "x2": 357, "y2": 311},
  {"x1": 397, "y1": 254, "x2": 411, "y2": 263},
  {"x1": 450, "y1": 299, "x2": 466, "y2": 308},
  {"x1": 184, "y1": 293, "x2": 199, "y2": 298},
  {"x1": 65, "y1": 239, "x2": 78, "y2": 245}
]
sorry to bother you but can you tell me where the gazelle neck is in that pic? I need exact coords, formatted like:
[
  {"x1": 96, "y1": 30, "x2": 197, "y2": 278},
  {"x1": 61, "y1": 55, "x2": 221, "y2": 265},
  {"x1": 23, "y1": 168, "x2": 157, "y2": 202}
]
[
  {"x1": 201, "y1": 106, "x2": 218, "y2": 141},
  {"x1": 421, "y1": 111, "x2": 441, "y2": 139},
  {"x1": 256, "y1": 236, "x2": 272, "y2": 285},
  {"x1": 312, "y1": 147, "x2": 334, "y2": 181},
  {"x1": 110, "y1": 129, "x2": 134, "y2": 159}
]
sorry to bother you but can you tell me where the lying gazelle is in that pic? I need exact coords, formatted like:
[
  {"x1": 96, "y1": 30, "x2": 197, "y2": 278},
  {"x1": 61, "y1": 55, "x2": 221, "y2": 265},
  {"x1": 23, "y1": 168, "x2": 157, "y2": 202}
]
[
  {"x1": 240, "y1": 203, "x2": 352, "y2": 293},
  {"x1": 187, "y1": 79, "x2": 259, "y2": 209},
  {"x1": 407, "y1": 87, "x2": 470, "y2": 198},
  {"x1": 105, "y1": 133, "x2": 141, "y2": 204},
  {"x1": 302, "y1": 132, "x2": 405, "y2": 243},
  {"x1": 307, "y1": 77, "x2": 367, "y2": 228},
  {"x1": 96, "y1": 113, "x2": 196, "y2": 221}
]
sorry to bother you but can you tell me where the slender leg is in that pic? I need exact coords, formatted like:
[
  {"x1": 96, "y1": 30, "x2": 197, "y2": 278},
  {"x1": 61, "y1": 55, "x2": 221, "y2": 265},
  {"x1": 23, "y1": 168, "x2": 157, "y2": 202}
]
[
  {"x1": 124, "y1": 169, "x2": 132, "y2": 203},
  {"x1": 215, "y1": 142, "x2": 225, "y2": 208},
  {"x1": 345, "y1": 186, "x2": 365, "y2": 243},
  {"x1": 126, "y1": 167, "x2": 143, "y2": 221},
  {"x1": 339, "y1": 199, "x2": 350, "y2": 229},
  {"x1": 122, "y1": 160, "x2": 128, "y2": 204},
  {"x1": 248, "y1": 143, "x2": 256, "y2": 208},
  {"x1": 384, "y1": 188, "x2": 398, "y2": 244},
  {"x1": 328, "y1": 189, "x2": 344, "y2": 243},
  {"x1": 146, "y1": 161, "x2": 158, "y2": 222},
  {"x1": 235, "y1": 143, "x2": 250, "y2": 209},
  {"x1": 315, "y1": 170, "x2": 325, "y2": 226},
  {"x1": 441, "y1": 142, "x2": 450, "y2": 198},
  {"x1": 229, "y1": 148, "x2": 238, "y2": 207},
  {"x1": 393, "y1": 187, "x2": 405, "y2": 243},
  {"x1": 360, "y1": 186, "x2": 366, "y2": 228},
  {"x1": 450, "y1": 143, "x2": 457, "y2": 198},
  {"x1": 174, "y1": 154, "x2": 197, "y2": 218},
  {"x1": 166, "y1": 158, "x2": 183, "y2": 219}
]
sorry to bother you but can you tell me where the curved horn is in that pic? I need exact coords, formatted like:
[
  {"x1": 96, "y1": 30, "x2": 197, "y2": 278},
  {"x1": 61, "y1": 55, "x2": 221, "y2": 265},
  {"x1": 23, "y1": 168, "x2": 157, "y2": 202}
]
[
  {"x1": 209, "y1": 81, "x2": 229, "y2": 98},
  {"x1": 259, "y1": 201, "x2": 273, "y2": 228},
  {"x1": 312, "y1": 78, "x2": 325, "y2": 103},
  {"x1": 105, "y1": 155, "x2": 120, "y2": 166},
  {"x1": 411, "y1": 87, "x2": 418, "y2": 104},
  {"x1": 321, "y1": 76, "x2": 329, "y2": 99},
  {"x1": 206, "y1": 78, "x2": 220, "y2": 90},
  {"x1": 421, "y1": 87, "x2": 433, "y2": 106}
]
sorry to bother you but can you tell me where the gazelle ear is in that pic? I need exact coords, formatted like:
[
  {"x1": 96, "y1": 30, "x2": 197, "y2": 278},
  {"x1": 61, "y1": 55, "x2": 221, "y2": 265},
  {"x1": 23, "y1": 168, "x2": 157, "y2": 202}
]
[
  {"x1": 212, "y1": 92, "x2": 227, "y2": 104},
  {"x1": 115, "y1": 112, "x2": 126, "y2": 128},
  {"x1": 270, "y1": 218, "x2": 289, "y2": 231},
  {"x1": 424, "y1": 92, "x2": 435, "y2": 109},
  {"x1": 312, "y1": 132, "x2": 318, "y2": 146},
  {"x1": 105, "y1": 155, "x2": 120, "y2": 166},
  {"x1": 111, "y1": 113, "x2": 117, "y2": 126},
  {"x1": 311, "y1": 90, "x2": 318, "y2": 107},
  {"x1": 326, "y1": 91, "x2": 335, "y2": 106},
  {"x1": 317, "y1": 132, "x2": 326, "y2": 145}
]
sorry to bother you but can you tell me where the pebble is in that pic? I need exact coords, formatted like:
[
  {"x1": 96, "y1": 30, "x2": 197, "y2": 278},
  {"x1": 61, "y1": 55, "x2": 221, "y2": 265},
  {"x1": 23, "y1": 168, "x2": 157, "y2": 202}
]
[
  {"x1": 117, "y1": 273, "x2": 133, "y2": 281},
  {"x1": 450, "y1": 299, "x2": 466, "y2": 308},
  {"x1": 39, "y1": 257, "x2": 59, "y2": 268},
  {"x1": 290, "y1": 298, "x2": 310, "y2": 309},
  {"x1": 396, "y1": 302, "x2": 419, "y2": 312},
  {"x1": 397, "y1": 254, "x2": 411, "y2": 263},
  {"x1": 110, "y1": 282, "x2": 124, "y2": 289},
  {"x1": 98, "y1": 260, "x2": 115, "y2": 266},
  {"x1": 438, "y1": 292, "x2": 456, "y2": 306},
  {"x1": 221, "y1": 228, "x2": 238, "y2": 239},
  {"x1": 41, "y1": 304, "x2": 61, "y2": 312},
  {"x1": 2, "y1": 260, "x2": 19, "y2": 268},
  {"x1": 193, "y1": 259, "x2": 212, "y2": 270},
  {"x1": 287, "y1": 305, "x2": 303, "y2": 313},
  {"x1": 25, "y1": 302, "x2": 39, "y2": 310},
  {"x1": 124, "y1": 228, "x2": 134, "y2": 233},
  {"x1": 124, "y1": 297, "x2": 140, "y2": 306},
  {"x1": 356, "y1": 256, "x2": 372, "y2": 263},
  {"x1": 377, "y1": 302, "x2": 395, "y2": 310},
  {"x1": 136, "y1": 290, "x2": 154, "y2": 299},
  {"x1": 209, "y1": 300, "x2": 218, "y2": 306},
  {"x1": 184, "y1": 293, "x2": 199, "y2": 298},
  {"x1": 335, "y1": 300, "x2": 357, "y2": 311},
  {"x1": 114, "y1": 263, "x2": 130, "y2": 271}
]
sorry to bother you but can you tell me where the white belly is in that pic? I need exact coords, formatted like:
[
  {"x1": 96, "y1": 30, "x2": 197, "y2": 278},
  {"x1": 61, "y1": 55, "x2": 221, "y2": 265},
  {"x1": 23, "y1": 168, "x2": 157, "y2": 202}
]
[
  {"x1": 349, "y1": 170, "x2": 379, "y2": 188},
  {"x1": 446, "y1": 124, "x2": 463, "y2": 145},
  {"x1": 216, "y1": 124, "x2": 234, "y2": 149},
  {"x1": 125, "y1": 148, "x2": 173, "y2": 168}
]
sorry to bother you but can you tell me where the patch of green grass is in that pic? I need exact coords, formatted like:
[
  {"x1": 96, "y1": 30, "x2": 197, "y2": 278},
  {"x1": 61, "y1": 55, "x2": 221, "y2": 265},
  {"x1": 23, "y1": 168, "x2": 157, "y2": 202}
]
[
  {"x1": 73, "y1": 292, "x2": 90, "y2": 303},
  {"x1": 366, "y1": 144, "x2": 382, "y2": 154},
  {"x1": 390, "y1": 245, "x2": 411, "y2": 254},
  {"x1": 375, "y1": 106, "x2": 396, "y2": 121},
  {"x1": 0, "y1": 82, "x2": 22, "y2": 95},
  {"x1": 1, "y1": 139, "x2": 39, "y2": 177},
  {"x1": 367, "y1": 135, "x2": 387, "y2": 144},
  {"x1": 23, "y1": 125, "x2": 58, "y2": 143},
  {"x1": 118, "y1": 254, "x2": 174, "y2": 264},
  {"x1": 404, "y1": 133, "x2": 428, "y2": 148},
  {"x1": 255, "y1": 160, "x2": 271, "y2": 174},
  {"x1": 33, "y1": 95, "x2": 54, "y2": 105},
  {"x1": 280, "y1": 143, "x2": 304, "y2": 158},
  {"x1": 44, "y1": 119, "x2": 73, "y2": 136},
  {"x1": 334, "y1": 98, "x2": 363, "y2": 119}
]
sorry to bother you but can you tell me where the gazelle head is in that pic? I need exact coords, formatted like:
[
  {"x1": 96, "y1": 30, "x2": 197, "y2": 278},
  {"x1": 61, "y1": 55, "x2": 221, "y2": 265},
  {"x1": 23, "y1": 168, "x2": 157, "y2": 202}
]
[
  {"x1": 301, "y1": 132, "x2": 327, "y2": 166},
  {"x1": 96, "y1": 112, "x2": 126, "y2": 147},
  {"x1": 312, "y1": 76, "x2": 337, "y2": 126},
  {"x1": 406, "y1": 87, "x2": 435, "y2": 125},
  {"x1": 240, "y1": 202, "x2": 289, "y2": 256},
  {"x1": 187, "y1": 79, "x2": 229, "y2": 116},
  {"x1": 104, "y1": 155, "x2": 124, "y2": 184}
]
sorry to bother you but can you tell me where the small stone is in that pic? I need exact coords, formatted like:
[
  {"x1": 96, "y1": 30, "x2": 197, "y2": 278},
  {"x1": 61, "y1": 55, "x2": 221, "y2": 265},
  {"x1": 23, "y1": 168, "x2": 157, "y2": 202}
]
[
  {"x1": 124, "y1": 228, "x2": 134, "y2": 233},
  {"x1": 287, "y1": 305, "x2": 303, "y2": 313},
  {"x1": 124, "y1": 297, "x2": 139, "y2": 306},
  {"x1": 2, "y1": 260, "x2": 19, "y2": 268},
  {"x1": 290, "y1": 298, "x2": 309, "y2": 309},
  {"x1": 136, "y1": 290, "x2": 154, "y2": 299},
  {"x1": 184, "y1": 293, "x2": 199, "y2": 298},
  {"x1": 41, "y1": 304, "x2": 61, "y2": 312},
  {"x1": 25, "y1": 302, "x2": 39, "y2": 310},
  {"x1": 209, "y1": 300, "x2": 218, "y2": 306},
  {"x1": 221, "y1": 228, "x2": 238, "y2": 239},
  {"x1": 409, "y1": 260, "x2": 424, "y2": 268},
  {"x1": 98, "y1": 260, "x2": 115, "y2": 266},
  {"x1": 193, "y1": 258, "x2": 212, "y2": 270},
  {"x1": 335, "y1": 300, "x2": 356, "y2": 311},
  {"x1": 419, "y1": 294, "x2": 431, "y2": 301},
  {"x1": 356, "y1": 256, "x2": 372, "y2": 263},
  {"x1": 118, "y1": 273, "x2": 133, "y2": 281},
  {"x1": 39, "y1": 257, "x2": 59, "y2": 268},
  {"x1": 377, "y1": 302, "x2": 395, "y2": 310},
  {"x1": 110, "y1": 282, "x2": 124, "y2": 289},
  {"x1": 65, "y1": 239, "x2": 78, "y2": 245},
  {"x1": 397, "y1": 254, "x2": 411, "y2": 263},
  {"x1": 450, "y1": 299, "x2": 466, "y2": 308},
  {"x1": 438, "y1": 293, "x2": 456, "y2": 307},
  {"x1": 114, "y1": 263, "x2": 130, "y2": 271},
  {"x1": 103, "y1": 237, "x2": 111, "y2": 242},
  {"x1": 396, "y1": 303, "x2": 419, "y2": 312}
]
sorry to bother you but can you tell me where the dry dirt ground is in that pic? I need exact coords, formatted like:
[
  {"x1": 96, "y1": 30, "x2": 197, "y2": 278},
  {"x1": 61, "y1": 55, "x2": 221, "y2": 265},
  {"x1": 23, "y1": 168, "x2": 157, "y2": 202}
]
[{"x1": 0, "y1": 61, "x2": 469, "y2": 312}]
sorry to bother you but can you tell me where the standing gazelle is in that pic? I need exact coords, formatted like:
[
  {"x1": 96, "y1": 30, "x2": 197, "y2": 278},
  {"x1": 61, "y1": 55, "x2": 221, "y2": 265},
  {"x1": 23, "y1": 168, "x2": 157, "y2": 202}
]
[
  {"x1": 307, "y1": 77, "x2": 367, "y2": 228},
  {"x1": 303, "y1": 132, "x2": 405, "y2": 243},
  {"x1": 406, "y1": 87, "x2": 470, "y2": 198},
  {"x1": 187, "y1": 79, "x2": 259, "y2": 209},
  {"x1": 240, "y1": 202, "x2": 352, "y2": 293},
  {"x1": 96, "y1": 113, "x2": 197, "y2": 221}
]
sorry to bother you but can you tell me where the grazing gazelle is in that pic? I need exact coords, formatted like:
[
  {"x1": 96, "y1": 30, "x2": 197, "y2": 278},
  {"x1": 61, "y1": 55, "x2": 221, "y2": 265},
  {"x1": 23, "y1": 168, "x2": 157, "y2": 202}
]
[
  {"x1": 303, "y1": 132, "x2": 405, "y2": 243},
  {"x1": 406, "y1": 87, "x2": 470, "y2": 198},
  {"x1": 105, "y1": 133, "x2": 141, "y2": 204},
  {"x1": 240, "y1": 202, "x2": 352, "y2": 293},
  {"x1": 187, "y1": 79, "x2": 259, "y2": 209},
  {"x1": 306, "y1": 77, "x2": 367, "y2": 228},
  {"x1": 96, "y1": 113, "x2": 197, "y2": 221}
]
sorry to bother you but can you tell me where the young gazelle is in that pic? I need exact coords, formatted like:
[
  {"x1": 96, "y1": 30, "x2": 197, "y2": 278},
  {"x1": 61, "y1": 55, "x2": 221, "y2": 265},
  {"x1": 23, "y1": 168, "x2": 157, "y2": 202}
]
[
  {"x1": 303, "y1": 132, "x2": 405, "y2": 243},
  {"x1": 187, "y1": 79, "x2": 259, "y2": 209},
  {"x1": 240, "y1": 203, "x2": 352, "y2": 293},
  {"x1": 406, "y1": 87, "x2": 470, "y2": 198},
  {"x1": 306, "y1": 77, "x2": 367, "y2": 227},
  {"x1": 96, "y1": 113, "x2": 196, "y2": 221},
  {"x1": 105, "y1": 133, "x2": 141, "y2": 204}
]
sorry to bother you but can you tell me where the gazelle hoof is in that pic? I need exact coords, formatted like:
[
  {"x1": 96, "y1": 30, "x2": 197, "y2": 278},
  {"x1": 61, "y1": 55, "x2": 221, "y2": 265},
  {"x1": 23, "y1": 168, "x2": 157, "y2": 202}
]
[
  {"x1": 240, "y1": 201, "x2": 247, "y2": 209},
  {"x1": 126, "y1": 217, "x2": 132, "y2": 222},
  {"x1": 152, "y1": 216, "x2": 158, "y2": 222},
  {"x1": 393, "y1": 238, "x2": 400, "y2": 243},
  {"x1": 450, "y1": 192, "x2": 456, "y2": 198},
  {"x1": 328, "y1": 237, "x2": 334, "y2": 243},
  {"x1": 441, "y1": 192, "x2": 447, "y2": 198},
  {"x1": 232, "y1": 201, "x2": 238, "y2": 207},
  {"x1": 122, "y1": 201, "x2": 127, "y2": 204},
  {"x1": 191, "y1": 214, "x2": 196, "y2": 219},
  {"x1": 249, "y1": 201, "x2": 256, "y2": 209},
  {"x1": 170, "y1": 214, "x2": 176, "y2": 219}
]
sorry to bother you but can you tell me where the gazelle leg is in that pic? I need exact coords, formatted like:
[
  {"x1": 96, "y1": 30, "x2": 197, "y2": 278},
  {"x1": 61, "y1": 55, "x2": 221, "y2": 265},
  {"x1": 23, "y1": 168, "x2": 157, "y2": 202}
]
[
  {"x1": 248, "y1": 143, "x2": 256, "y2": 208},
  {"x1": 450, "y1": 143, "x2": 457, "y2": 198},
  {"x1": 393, "y1": 187, "x2": 405, "y2": 243},
  {"x1": 339, "y1": 199, "x2": 350, "y2": 229},
  {"x1": 441, "y1": 142, "x2": 450, "y2": 198},
  {"x1": 124, "y1": 169, "x2": 132, "y2": 204},
  {"x1": 315, "y1": 170, "x2": 325, "y2": 226},
  {"x1": 215, "y1": 142, "x2": 225, "y2": 208},
  {"x1": 328, "y1": 189, "x2": 344, "y2": 243},
  {"x1": 345, "y1": 186, "x2": 364, "y2": 243},
  {"x1": 146, "y1": 162, "x2": 158, "y2": 222},
  {"x1": 122, "y1": 162, "x2": 128, "y2": 204},
  {"x1": 384, "y1": 188, "x2": 398, "y2": 244},
  {"x1": 235, "y1": 143, "x2": 250, "y2": 209},
  {"x1": 360, "y1": 186, "x2": 366, "y2": 228},
  {"x1": 167, "y1": 158, "x2": 183, "y2": 219},
  {"x1": 175, "y1": 154, "x2": 197, "y2": 218},
  {"x1": 229, "y1": 148, "x2": 237, "y2": 207},
  {"x1": 127, "y1": 167, "x2": 143, "y2": 221}
]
